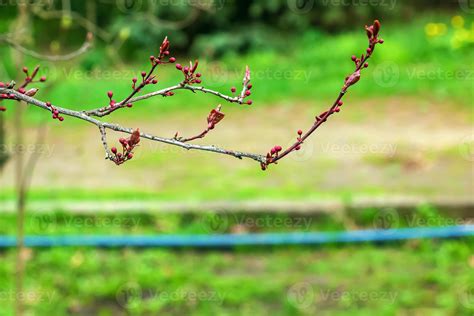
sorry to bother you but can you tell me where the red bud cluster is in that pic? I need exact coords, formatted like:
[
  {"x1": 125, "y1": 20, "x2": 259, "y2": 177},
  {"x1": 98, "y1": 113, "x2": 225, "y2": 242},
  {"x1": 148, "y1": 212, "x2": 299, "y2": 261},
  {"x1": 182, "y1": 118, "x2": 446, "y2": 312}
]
[
  {"x1": 45, "y1": 101, "x2": 64, "y2": 121},
  {"x1": 343, "y1": 20, "x2": 383, "y2": 93},
  {"x1": 110, "y1": 128, "x2": 141, "y2": 165},
  {"x1": 176, "y1": 60, "x2": 202, "y2": 85},
  {"x1": 0, "y1": 66, "x2": 48, "y2": 112}
]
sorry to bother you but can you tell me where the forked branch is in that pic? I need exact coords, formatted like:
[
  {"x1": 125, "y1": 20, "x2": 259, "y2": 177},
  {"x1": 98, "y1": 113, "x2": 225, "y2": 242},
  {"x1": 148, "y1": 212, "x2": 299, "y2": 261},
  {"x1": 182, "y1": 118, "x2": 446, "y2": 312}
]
[{"x1": 0, "y1": 20, "x2": 384, "y2": 170}]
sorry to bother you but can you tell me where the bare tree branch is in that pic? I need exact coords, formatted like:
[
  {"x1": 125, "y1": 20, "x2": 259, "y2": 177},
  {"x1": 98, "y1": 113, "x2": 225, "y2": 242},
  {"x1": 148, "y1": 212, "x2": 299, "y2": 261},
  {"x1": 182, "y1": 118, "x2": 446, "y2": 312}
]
[{"x1": 0, "y1": 21, "x2": 384, "y2": 170}]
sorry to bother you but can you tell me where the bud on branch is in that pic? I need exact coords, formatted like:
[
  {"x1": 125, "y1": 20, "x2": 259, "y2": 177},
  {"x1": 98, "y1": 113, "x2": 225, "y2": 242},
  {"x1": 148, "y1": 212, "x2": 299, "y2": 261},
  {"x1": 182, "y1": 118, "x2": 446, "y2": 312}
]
[{"x1": 0, "y1": 20, "x2": 384, "y2": 171}]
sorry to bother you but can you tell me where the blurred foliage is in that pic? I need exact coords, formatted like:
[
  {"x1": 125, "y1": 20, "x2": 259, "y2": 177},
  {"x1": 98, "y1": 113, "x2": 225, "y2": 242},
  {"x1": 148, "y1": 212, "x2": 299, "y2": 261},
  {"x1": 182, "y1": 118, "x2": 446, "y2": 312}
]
[
  {"x1": 0, "y1": 209, "x2": 472, "y2": 315},
  {"x1": 0, "y1": 0, "x2": 467, "y2": 59}
]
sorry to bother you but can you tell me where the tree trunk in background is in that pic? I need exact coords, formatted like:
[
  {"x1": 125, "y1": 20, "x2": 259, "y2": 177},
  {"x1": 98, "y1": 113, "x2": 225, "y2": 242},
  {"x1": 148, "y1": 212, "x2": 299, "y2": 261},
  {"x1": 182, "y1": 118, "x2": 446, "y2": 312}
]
[{"x1": 0, "y1": 116, "x2": 7, "y2": 170}]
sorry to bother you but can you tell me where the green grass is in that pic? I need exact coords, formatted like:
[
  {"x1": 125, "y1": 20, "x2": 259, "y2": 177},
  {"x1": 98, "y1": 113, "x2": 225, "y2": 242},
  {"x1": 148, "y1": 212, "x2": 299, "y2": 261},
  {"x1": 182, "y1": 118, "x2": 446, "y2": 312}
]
[{"x1": 0, "y1": 208, "x2": 473, "y2": 315}]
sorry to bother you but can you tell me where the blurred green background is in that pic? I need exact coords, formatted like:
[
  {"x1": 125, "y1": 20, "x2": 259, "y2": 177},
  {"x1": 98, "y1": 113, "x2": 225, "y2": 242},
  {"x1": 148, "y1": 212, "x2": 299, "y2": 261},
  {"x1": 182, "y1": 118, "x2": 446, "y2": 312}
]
[{"x1": 0, "y1": 0, "x2": 473, "y2": 315}]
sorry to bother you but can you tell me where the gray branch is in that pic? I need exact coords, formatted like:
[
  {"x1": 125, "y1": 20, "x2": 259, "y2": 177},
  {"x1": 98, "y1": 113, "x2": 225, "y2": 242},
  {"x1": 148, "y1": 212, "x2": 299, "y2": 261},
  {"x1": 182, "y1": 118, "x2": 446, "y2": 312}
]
[{"x1": 0, "y1": 88, "x2": 267, "y2": 164}]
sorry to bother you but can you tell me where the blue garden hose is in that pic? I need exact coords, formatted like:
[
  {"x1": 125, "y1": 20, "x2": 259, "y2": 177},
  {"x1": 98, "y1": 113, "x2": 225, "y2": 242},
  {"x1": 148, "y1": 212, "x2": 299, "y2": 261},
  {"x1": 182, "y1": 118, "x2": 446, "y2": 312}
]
[{"x1": 0, "y1": 225, "x2": 472, "y2": 248}]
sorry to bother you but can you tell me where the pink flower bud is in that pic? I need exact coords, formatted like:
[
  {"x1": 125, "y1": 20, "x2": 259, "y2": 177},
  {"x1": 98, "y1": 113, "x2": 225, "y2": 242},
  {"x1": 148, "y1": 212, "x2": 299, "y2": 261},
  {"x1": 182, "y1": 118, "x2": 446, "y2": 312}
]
[
  {"x1": 196, "y1": 73, "x2": 202, "y2": 78},
  {"x1": 152, "y1": 79, "x2": 158, "y2": 84},
  {"x1": 58, "y1": 116, "x2": 64, "y2": 121},
  {"x1": 351, "y1": 55, "x2": 357, "y2": 61},
  {"x1": 18, "y1": 88, "x2": 26, "y2": 94},
  {"x1": 40, "y1": 76, "x2": 47, "y2": 82},
  {"x1": 337, "y1": 101, "x2": 343, "y2": 106},
  {"x1": 295, "y1": 145, "x2": 301, "y2": 151},
  {"x1": 247, "y1": 84, "x2": 253, "y2": 89},
  {"x1": 132, "y1": 77, "x2": 137, "y2": 83},
  {"x1": 378, "y1": 39, "x2": 384, "y2": 44},
  {"x1": 275, "y1": 146, "x2": 282, "y2": 152},
  {"x1": 22, "y1": 67, "x2": 28, "y2": 74},
  {"x1": 246, "y1": 100, "x2": 253, "y2": 105},
  {"x1": 176, "y1": 64, "x2": 183, "y2": 70},
  {"x1": 169, "y1": 57, "x2": 176, "y2": 63},
  {"x1": 111, "y1": 147, "x2": 117, "y2": 154},
  {"x1": 231, "y1": 87, "x2": 236, "y2": 93},
  {"x1": 107, "y1": 91, "x2": 113, "y2": 98},
  {"x1": 141, "y1": 71, "x2": 147, "y2": 78},
  {"x1": 297, "y1": 129, "x2": 303, "y2": 136},
  {"x1": 127, "y1": 153, "x2": 133, "y2": 159},
  {"x1": 366, "y1": 47, "x2": 372, "y2": 54},
  {"x1": 126, "y1": 103, "x2": 133, "y2": 108},
  {"x1": 245, "y1": 90, "x2": 251, "y2": 96},
  {"x1": 46, "y1": 102, "x2": 52, "y2": 107},
  {"x1": 195, "y1": 79, "x2": 202, "y2": 84},
  {"x1": 364, "y1": 63, "x2": 369, "y2": 68},
  {"x1": 0, "y1": 106, "x2": 6, "y2": 112},
  {"x1": 0, "y1": 82, "x2": 4, "y2": 87}
]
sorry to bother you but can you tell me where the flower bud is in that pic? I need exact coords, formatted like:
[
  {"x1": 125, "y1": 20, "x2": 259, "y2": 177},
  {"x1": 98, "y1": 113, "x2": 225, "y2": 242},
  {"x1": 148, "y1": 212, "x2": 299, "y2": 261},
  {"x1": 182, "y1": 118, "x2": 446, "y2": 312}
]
[
  {"x1": 337, "y1": 101, "x2": 343, "y2": 106},
  {"x1": 275, "y1": 146, "x2": 282, "y2": 152},
  {"x1": 58, "y1": 116, "x2": 64, "y2": 121},
  {"x1": 111, "y1": 147, "x2": 118, "y2": 154},
  {"x1": 22, "y1": 67, "x2": 28, "y2": 74},
  {"x1": 176, "y1": 64, "x2": 183, "y2": 70},
  {"x1": 126, "y1": 103, "x2": 133, "y2": 108},
  {"x1": 246, "y1": 100, "x2": 253, "y2": 105},
  {"x1": 46, "y1": 102, "x2": 52, "y2": 107},
  {"x1": 40, "y1": 76, "x2": 47, "y2": 82},
  {"x1": 132, "y1": 77, "x2": 137, "y2": 83},
  {"x1": 247, "y1": 84, "x2": 252, "y2": 89},
  {"x1": 169, "y1": 57, "x2": 176, "y2": 63},
  {"x1": 231, "y1": 87, "x2": 236, "y2": 93},
  {"x1": 127, "y1": 153, "x2": 133, "y2": 159},
  {"x1": 107, "y1": 91, "x2": 113, "y2": 99},
  {"x1": 196, "y1": 73, "x2": 202, "y2": 78},
  {"x1": 297, "y1": 129, "x2": 303, "y2": 136},
  {"x1": 152, "y1": 79, "x2": 158, "y2": 84},
  {"x1": 245, "y1": 90, "x2": 251, "y2": 96},
  {"x1": 141, "y1": 71, "x2": 147, "y2": 78},
  {"x1": 195, "y1": 79, "x2": 202, "y2": 84}
]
